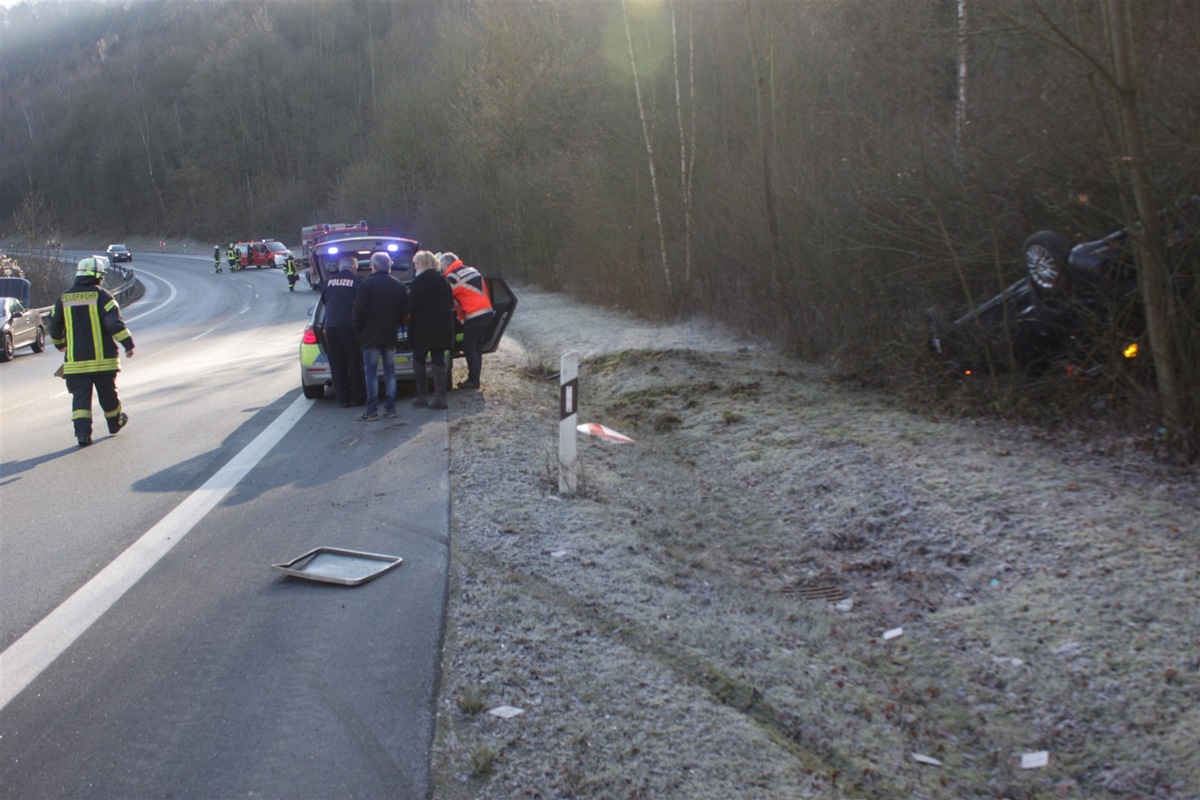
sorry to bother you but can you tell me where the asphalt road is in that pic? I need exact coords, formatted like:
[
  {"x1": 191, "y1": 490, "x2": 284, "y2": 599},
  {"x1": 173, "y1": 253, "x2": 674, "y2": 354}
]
[{"x1": 0, "y1": 253, "x2": 449, "y2": 798}]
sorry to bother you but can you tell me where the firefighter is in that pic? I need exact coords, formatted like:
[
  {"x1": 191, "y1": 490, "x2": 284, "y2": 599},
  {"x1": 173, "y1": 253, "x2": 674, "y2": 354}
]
[
  {"x1": 49, "y1": 256, "x2": 135, "y2": 447},
  {"x1": 284, "y1": 253, "x2": 298, "y2": 291},
  {"x1": 213, "y1": 244, "x2": 223, "y2": 273},
  {"x1": 227, "y1": 243, "x2": 239, "y2": 272}
]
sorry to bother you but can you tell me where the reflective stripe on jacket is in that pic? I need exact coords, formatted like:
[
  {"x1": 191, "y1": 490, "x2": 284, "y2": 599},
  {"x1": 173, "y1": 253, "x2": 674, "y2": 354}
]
[
  {"x1": 444, "y1": 260, "x2": 493, "y2": 323},
  {"x1": 49, "y1": 280, "x2": 133, "y2": 375}
]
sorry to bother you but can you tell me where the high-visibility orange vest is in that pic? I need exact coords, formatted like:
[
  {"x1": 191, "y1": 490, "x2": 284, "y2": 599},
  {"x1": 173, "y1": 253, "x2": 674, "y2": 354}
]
[{"x1": 443, "y1": 260, "x2": 492, "y2": 322}]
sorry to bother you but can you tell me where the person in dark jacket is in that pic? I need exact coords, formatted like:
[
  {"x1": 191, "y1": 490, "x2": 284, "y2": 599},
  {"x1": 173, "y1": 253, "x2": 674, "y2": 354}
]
[
  {"x1": 352, "y1": 252, "x2": 410, "y2": 421},
  {"x1": 408, "y1": 250, "x2": 454, "y2": 409},
  {"x1": 320, "y1": 255, "x2": 364, "y2": 407},
  {"x1": 49, "y1": 256, "x2": 135, "y2": 447},
  {"x1": 283, "y1": 254, "x2": 298, "y2": 291},
  {"x1": 213, "y1": 245, "x2": 222, "y2": 273}
]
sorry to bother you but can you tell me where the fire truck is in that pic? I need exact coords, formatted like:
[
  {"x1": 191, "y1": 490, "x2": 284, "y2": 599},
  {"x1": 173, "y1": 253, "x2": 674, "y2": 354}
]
[{"x1": 298, "y1": 221, "x2": 374, "y2": 289}]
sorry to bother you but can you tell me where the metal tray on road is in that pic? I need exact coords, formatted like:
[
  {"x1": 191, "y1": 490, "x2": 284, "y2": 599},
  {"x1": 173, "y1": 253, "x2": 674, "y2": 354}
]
[{"x1": 272, "y1": 547, "x2": 403, "y2": 586}]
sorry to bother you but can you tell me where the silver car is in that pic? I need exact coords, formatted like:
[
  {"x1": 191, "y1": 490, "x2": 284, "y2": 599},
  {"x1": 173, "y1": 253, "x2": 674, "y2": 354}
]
[{"x1": 0, "y1": 278, "x2": 47, "y2": 362}]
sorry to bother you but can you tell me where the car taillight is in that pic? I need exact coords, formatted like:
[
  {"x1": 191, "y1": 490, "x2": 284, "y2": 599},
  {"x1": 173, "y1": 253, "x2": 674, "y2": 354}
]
[{"x1": 302, "y1": 326, "x2": 318, "y2": 345}]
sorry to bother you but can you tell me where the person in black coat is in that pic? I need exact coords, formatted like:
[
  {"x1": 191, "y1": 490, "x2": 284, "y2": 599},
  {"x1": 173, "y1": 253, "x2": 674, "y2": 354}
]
[
  {"x1": 320, "y1": 255, "x2": 364, "y2": 407},
  {"x1": 408, "y1": 250, "x2": 455, "y2": 409},
  {"x1": 352, "y1": 252, "x2": 411, "y2": 420}
]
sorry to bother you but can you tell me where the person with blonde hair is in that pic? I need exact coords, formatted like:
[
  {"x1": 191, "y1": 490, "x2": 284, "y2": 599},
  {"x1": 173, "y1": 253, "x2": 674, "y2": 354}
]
[{"x1": 409, "y1": 250, "x2": 454, "y2": 409}]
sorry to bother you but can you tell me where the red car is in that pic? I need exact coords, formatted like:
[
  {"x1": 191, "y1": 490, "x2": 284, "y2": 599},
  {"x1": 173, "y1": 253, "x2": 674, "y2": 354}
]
[{"x1": 234, "y1": 240, "x2": 291, "y2": 269}]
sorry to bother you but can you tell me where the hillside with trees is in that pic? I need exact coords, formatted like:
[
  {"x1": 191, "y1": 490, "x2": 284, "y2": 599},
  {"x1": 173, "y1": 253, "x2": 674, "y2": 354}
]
[{"x1": 2, "y1": 0, "x2": 1198, "y2": 455}]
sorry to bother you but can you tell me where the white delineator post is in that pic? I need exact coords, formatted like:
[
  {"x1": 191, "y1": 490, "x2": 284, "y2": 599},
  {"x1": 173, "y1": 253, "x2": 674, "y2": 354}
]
[{"x1": 559, "y1": 351, "x2": 579, "y2": 495}]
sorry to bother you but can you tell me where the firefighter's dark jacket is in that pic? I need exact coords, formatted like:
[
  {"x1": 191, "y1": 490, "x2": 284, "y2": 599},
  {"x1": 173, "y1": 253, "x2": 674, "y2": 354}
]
[{"x1": 49, "y1": 277, "x2": 135, "y2": 375}]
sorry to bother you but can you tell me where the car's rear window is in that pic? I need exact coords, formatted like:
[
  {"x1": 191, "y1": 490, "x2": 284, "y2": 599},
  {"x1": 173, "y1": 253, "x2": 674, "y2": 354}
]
[{"x1": 312, "y1": 240, "x2": 417, "y2": 277}]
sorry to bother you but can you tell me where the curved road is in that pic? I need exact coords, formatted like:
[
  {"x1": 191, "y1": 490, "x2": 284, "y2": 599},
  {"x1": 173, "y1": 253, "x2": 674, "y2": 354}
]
[{"x1": 0, "y1": 253, "x2": 449, "y2": 798}]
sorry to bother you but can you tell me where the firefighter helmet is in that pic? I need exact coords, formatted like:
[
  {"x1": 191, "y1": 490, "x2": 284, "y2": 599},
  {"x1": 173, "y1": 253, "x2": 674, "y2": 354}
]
[{"x1": 76, "y1": 256, "x2": 110, "y2": 279}]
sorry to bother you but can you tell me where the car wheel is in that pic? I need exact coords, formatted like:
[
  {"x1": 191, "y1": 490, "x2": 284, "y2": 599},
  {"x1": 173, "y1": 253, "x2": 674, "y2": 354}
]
[
  {"x1": 1023, "y1": 230, "x2": 1070, "y2": 295},
  {"x1": 0, "y1": 332, "x2": 13, "y2": 362},
  {"x1": 302, "y1": 381, "x2": 324, "y2": 399},
  {"x1": 31, "y1": 326, "x2": 46, "y2": 353}
]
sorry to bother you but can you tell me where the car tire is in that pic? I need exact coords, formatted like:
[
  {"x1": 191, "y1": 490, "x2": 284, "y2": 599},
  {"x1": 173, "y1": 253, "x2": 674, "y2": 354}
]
[
  {"x1": 1023, "y1": 230, "x2": 1071, "y2": 296},
  {"x1": 302, "y1": 382, "x2": 324, "y2": 400},
  {"x1": 0, "y1": 332, "x2": 13, "y2": 362},
  {"x1": 31, "y1": 326, "x2": 46, "y2": 353}
]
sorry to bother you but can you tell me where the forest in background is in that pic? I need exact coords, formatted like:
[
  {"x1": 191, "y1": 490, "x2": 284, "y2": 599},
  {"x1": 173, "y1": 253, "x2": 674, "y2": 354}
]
[{"x1": 2, "y1": 0, "x2": 1198, "y2": 454}]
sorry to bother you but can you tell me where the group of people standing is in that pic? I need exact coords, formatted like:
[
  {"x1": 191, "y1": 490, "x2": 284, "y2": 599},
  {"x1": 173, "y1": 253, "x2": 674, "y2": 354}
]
[
  {"x1": 320, "y1": 250, "x2": 493, "y2": 420},
  {"x1": 47, "y1": 248, "x2": 492, "y2": 446},
  {"x1": 213, "y1": 244, "x2": 299, "y2": 290},
  {"x1": 214, "y1": 244, "x2": 245, "y2": 273}
]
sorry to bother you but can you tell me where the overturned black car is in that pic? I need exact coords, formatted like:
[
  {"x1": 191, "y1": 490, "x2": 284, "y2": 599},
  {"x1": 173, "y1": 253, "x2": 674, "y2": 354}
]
[{"x1": 928, "y1": 196, "x2": 1200, "y2": 376}]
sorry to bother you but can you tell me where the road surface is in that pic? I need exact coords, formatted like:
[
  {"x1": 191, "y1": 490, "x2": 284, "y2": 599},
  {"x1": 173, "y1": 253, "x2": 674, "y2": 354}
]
[{"x1": 0, "y1": 252, "x2": 448, "y2": 798}]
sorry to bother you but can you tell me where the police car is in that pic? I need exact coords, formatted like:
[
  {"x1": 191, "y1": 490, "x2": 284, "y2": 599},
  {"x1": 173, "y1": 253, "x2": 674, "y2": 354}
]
[{"x1": 298, "y1": 234, "x2": 517, "y2": 399}]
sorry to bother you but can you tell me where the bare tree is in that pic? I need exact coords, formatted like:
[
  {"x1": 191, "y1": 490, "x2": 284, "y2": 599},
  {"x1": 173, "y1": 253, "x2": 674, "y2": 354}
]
[
  {"x1": 1103, "y1": 0, "x2": 1189, "y2": 454},
  {"x1": 956, "y1": 0, "x2": 970, "y2": 154},
  {"x1": 670, "y1": 0, "x2": 697, "y2": 291},
  {"x1": 998, "y1": 0, "x2": 1193, "y2": 454},
  {"x1": 622, "y1": 0, "x2": 673, "y2": 300}
]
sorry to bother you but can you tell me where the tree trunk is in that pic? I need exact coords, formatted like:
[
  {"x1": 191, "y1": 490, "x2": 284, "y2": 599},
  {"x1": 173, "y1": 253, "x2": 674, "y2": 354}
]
[
  {"x1": 670, "y1": 0, "x2": 696, "y2": 293},
  {"x1": 741, "y1": 0, "x2": 781, "y2": 286},
  {"x1": 622, "y1": 0, "x2": 673, "y2": 300},
  {"x1": 955, "y1": 0, "x2": 969, "y2": 155},
  {"x1": 1106, "y1": 0, "x2": 1189, "y2": 454}
]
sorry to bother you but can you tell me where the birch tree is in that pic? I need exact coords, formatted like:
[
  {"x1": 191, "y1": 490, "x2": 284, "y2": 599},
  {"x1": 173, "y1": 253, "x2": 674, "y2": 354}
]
[{"x1": 622, "y1": 0, "x2": 673, "y2": 300}]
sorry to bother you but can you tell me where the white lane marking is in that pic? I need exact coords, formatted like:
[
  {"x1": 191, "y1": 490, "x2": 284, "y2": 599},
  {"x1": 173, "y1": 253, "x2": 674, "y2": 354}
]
[
  {"x1": 0, "y1": 392, "x2": 314, "y2": 711},
  {"x1": 123, "y1": 268, "x2": 179, "y2": 322}
]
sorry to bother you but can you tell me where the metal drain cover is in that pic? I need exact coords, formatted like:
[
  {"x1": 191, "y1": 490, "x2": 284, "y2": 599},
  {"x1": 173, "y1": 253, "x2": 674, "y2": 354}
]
[
  {"x1": 272, "y1": 547, "x2": 403, "y2": 586},
  {"x1": 782, "y1": 583, "x2": 847, "y2": 602}
]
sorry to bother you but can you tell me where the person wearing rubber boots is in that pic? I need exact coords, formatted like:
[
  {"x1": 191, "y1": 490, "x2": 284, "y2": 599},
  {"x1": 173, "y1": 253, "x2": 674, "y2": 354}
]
[
  {"x1": 48, "y1": 257, "x2": 135, "y2": 447},
  {"x1": 408, "y1": 250, "x2": 454, "y2": 409},
  {"x1": 213, "y1": 244, "x2": 223, "y2": 273},
  {"x1": 284, "y1": 253, "x2": 298, "y2": 291}
]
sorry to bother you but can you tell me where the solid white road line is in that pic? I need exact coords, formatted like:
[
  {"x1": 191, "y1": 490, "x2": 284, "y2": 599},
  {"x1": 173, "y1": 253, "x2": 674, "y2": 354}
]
[
  {"x1": 0, "y1": 392, "x2": 313, "y2": 711},
  {"x1": 123, "y1": 267, "x2": 179, "y2": 323}
]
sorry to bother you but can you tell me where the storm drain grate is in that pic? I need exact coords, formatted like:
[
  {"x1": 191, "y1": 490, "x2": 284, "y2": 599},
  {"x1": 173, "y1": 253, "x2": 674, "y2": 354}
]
[{"x1": 781, "y1": 583, "x2": 847, "y2": 602}]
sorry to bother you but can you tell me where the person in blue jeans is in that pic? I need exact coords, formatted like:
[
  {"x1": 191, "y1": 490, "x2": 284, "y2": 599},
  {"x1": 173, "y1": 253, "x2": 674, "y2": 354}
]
[{"x1": 352, "y1": 252, "x2": 411, "y2": 421}]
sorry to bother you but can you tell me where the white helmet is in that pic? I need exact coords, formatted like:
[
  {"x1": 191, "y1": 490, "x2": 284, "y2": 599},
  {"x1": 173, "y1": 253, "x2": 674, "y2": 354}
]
[{"x1": 76, "y1": 256, "x2": 110, "y2": 279}]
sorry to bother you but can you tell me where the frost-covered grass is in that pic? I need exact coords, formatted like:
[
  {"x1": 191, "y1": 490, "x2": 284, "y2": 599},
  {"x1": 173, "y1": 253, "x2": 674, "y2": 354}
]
[{"x1": 433, "y1": 289, "x2": 1199, "y2": 799}]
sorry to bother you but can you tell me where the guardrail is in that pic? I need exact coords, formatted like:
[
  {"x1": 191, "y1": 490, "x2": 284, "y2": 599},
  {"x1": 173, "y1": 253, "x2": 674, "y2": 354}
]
[
  {"x1": 30, "y1": 264, "x2": 143, "y2": 321},
  {"x1": 108, "y1": 264, "x2": 144, "y2": 306}
]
